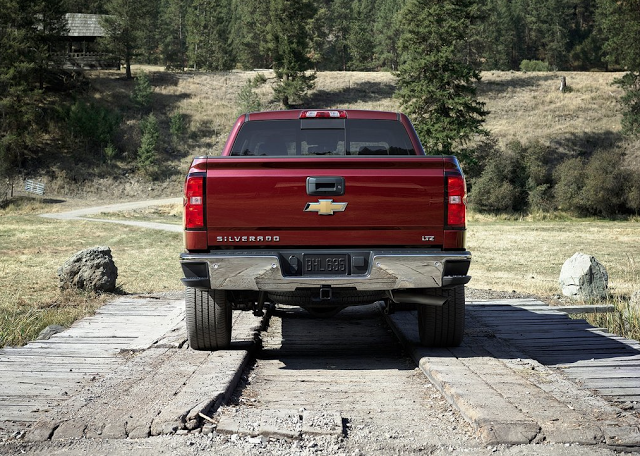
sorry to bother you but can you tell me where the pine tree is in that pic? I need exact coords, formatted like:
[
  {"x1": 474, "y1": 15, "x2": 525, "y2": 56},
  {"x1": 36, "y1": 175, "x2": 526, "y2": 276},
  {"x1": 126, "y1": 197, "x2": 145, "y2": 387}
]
[
  {"x1": 597, "y1": 0, "x2": 640, "y2": 135},
  {"x1": 348, "y1": 0, "x2": 376, "y2": 70},
  {"x1": 101, "y1": 0, "x2": 154, "y2": 78},
  {"x1": 1, "y1": 0, "x2": 66, "y2": 188},
  {"x1": 527, "y1": 0, "x2": 572, "y2": 69},
  {"x1": 63, "y1": 0, "x2": 108, "y2": 13},
  {"x1": 307, "y1": 0, "x2": 331, "y2": 70},
  {"x1": 186, "y1": 0, "x2": 234, "y2": 71},
  {"x1": 397, "y1": 0, "x2": 488, "y2": 159},
  {"x1": 160, "y1": 0, "x2": 190, "y2": 70},
  {"x1": 268, "y1": 0, "x2": 316, "y2": 107},
  {"x1": 230, "y1": 0, "x2": 270, "y2": 69},
  {"x1": 375, "y1": 0, "x2": 406, "y2": 71},
  {"x1": 327, "y1": 0, "x2": 352, "y2": 71}
]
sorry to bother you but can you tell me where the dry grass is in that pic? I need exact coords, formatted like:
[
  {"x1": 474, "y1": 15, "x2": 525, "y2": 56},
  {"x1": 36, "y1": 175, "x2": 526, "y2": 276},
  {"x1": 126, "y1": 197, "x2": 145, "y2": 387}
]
[
  {"x1": 468, "y1": 212, "x2": 640, "y2": 340},
  {"x1": 84, "y1": 67, "x2": 630, "y2": 161},
  {"x1": 0, "y1": 198, "x2": 182, "y2": 347},
  {"x1": 5, "y1": 68, "x2": 638, "y2": 345},
  {"x1": 478, "y1": 71, "x2": 625, "y2": 154},
  {"x1": 467, "y1": 213, "x2": 640, "y2": 297}
]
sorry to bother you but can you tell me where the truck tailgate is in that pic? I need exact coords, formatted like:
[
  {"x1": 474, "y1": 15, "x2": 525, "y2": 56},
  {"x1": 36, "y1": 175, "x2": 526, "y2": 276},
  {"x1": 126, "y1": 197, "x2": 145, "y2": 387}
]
[{"x1": 205, "y1": 157, "x2": 446, "y2": 247}]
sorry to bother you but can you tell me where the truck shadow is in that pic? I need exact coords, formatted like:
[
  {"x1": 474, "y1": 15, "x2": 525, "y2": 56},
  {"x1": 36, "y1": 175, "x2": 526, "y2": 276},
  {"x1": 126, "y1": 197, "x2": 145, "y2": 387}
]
[
  {"x1": 463, "y1": 304, "x2": 640, "y2": 366},
  {"x1": 261, "y1": 301, "x2": 640, "y2": 372},
  {"x1": 258, "y1": 304, "x2": 412, "y2": 371}
]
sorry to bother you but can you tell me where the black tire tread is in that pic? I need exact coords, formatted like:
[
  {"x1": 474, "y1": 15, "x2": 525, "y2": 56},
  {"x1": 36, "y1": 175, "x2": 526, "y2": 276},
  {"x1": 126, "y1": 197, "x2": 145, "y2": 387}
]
[
  {"x1": 185, "y1": 288, "x2": 232, "y2": 351},
  {"x1": 417, "y1": 286, "x2": 465, "y2": 347}
]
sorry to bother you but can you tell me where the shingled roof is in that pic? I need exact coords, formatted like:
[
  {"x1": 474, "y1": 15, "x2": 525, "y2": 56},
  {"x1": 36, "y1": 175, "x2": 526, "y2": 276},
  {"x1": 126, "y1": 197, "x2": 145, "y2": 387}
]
[{"x1": 64, "y1": 13, "x2": 107, "y2": 37}]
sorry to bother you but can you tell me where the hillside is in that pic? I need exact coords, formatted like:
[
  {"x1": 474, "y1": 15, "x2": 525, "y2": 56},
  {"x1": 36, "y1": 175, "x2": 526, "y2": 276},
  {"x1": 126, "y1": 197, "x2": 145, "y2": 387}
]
[{"x1": 22, "y1": 67, "x2": 639, "y2": 205}]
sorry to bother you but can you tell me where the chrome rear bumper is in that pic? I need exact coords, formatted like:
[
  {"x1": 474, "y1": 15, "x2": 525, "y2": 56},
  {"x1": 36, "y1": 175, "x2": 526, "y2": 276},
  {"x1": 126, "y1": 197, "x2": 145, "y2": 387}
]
[{"x1": 180, "y1": 250, "x2": 471, "y2": 291}]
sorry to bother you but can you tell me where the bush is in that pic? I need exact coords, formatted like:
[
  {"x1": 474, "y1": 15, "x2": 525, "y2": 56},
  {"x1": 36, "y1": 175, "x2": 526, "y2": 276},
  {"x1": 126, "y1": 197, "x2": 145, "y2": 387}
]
[
  {"x1": 581, "y1": 150, "x2": 628, "y2": 216},
  {"x1": 237, "y1": 80, "x2": 262, "y2": 115},
  {"x1": 131, "y1": 71, "x2": 153, "y2": 109},
  {"x1": 519, "y1": 141, "x2": 554, "y2": 211},
  {"x1": 137, "y1": 113, "x2": 159, "y2": 173},
  {"x1": 554, "y1": 150, "x2": 633, "y2": 217},
  {"x1": 520, "y1": 60, "x2": 550, "y2": 72},
  {"x1": 470, "y1": 150, "x2": 527, "y2": 213},
  {"x1": 67, "y1": 101, "x2": 121, "y2": 148},
  {"x1": 470, "y1": 141, "x2": 553, "y2": 213},
  {"x1": 616, "y1": 72, "x2": 640, "y2": 137},
  {"x1": 553, "y1": 157, "x2": 586, "y2": 212},
  {"x1": 627, "y1": 170, "x2": 640, "y2": 213},
  {"x1": 103, "y1": 143, "x2": 118, "y2": 164},
  {"x1": 169, "y1": 112, "x2": 186, "y2": 141}
]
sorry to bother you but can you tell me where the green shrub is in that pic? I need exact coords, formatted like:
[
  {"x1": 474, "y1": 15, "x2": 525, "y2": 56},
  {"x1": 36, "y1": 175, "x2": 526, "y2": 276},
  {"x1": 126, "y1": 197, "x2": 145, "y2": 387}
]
[
  {"x1": 519, "y1": 141, "x2": 554, "y2": 211},
  {"x1": 103, "y1": 143, "x2": 118, "y2": 164},
  {"x1": 252, "y1": 72, "x2": 267, "y2": 87},
  {"x1": 470, "y1": 151, "x2": 527, "y2": 213},
  {"x1": 169, "y1": 112, "x2": 186, "y2": 141},
  {"x1": 470, "y1": 140, "x2": 554, "y2": 213},
  {"x1": 67, "y1": 101, "x2": 121, "y2": 147},
  {"x1": 554, "y1": 151, "x2": 631, "y2": 217},
  {"x1": 131, "y1": 71, "x2": 153, "y2": 109},
  {"x1": 237, "y1": 80, "x2": 262, "y2": 115},
  {"x1": 581, "y1": 150, "x2": 628, "y2": 216},
  {"x1": 520, "y1": 60, "x2": 550, "y2": 72},
  {"x1": 553, "y1": 157, "x2": 586, "y2": 212},
  {"x1": 627, "y1": 169, "x2": 640, "y2": 213},
  {"x1": 137, "y1": 113, "x2": 159, "y2": 173},
  {"x1": 615, "y1": 72, "x2": 640, "y2": 137}
]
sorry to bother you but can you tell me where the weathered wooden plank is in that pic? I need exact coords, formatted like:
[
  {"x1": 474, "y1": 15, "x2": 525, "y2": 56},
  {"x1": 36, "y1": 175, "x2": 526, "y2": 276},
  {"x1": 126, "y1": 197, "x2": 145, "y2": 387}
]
[
  {"x1": 581, "y1": 378, "x2": 640, "y2": 388},
  {"x1": 563, "y1": 367, "x2": 640, "y2": 378},
  {"x1": 611, "y1": 395, "x2": 640, "y2": 402},
  {"x1": 592, "y1": 387, "x2": 640, "y2": 396},
  {"x1": 467, "y1": 299, "x2": 547, "y2": 306},
  {"x1": 0, "y1": 356, "x2": 118, "y2": 365},
  {"x1": 0, "y1": 371, "x2": 91, "y2": 380}
]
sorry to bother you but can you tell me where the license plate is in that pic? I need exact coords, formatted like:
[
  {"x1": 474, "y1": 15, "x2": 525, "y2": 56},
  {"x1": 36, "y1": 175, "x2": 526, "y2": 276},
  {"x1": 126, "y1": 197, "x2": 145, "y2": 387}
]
[{"x1": 303, "y1": 254, "x2": 348, "y2": 275}]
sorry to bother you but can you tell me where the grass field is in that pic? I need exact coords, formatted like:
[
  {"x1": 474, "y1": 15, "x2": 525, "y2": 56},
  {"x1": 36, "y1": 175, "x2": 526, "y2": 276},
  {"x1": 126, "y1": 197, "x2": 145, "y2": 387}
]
[
  {"x1": 0, "y1": 200, "x2": 182, "y2": 347},
  {"x1": 2, "y1": 198, "x2": 638, "y2": 347},
  {"x1": 2, "y1": 67, "x2": 639, "y2": 346}
]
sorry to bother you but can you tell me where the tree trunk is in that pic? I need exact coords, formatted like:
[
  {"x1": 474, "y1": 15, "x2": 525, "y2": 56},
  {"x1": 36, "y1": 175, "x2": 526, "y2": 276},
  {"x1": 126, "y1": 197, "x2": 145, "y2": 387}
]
[{"x1": 559, "y1": 76, "x2": 567, "y2": 93}]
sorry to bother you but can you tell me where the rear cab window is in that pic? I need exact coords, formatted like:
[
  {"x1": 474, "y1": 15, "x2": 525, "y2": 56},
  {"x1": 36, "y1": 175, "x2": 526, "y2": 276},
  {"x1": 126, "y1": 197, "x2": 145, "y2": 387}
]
[{"x1": 230, "y1": 119, "x2": 417, "y2": 157}]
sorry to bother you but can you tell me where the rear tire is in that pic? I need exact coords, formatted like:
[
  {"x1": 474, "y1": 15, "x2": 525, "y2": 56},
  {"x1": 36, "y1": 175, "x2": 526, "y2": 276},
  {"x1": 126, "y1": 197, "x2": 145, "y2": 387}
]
[
  {"x1": 417, "y1": 286, "x2": 465, "y2": 347},
  {"x1": 185, "y1": 288, "x2": 232, "y2": 351}
]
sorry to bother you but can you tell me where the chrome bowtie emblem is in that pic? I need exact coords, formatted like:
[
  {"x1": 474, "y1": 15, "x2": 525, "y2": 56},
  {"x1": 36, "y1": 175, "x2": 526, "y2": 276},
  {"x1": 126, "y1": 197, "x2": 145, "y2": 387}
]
[{"x1": 304, "y1": 199, "x2": 348, "y2": 216}]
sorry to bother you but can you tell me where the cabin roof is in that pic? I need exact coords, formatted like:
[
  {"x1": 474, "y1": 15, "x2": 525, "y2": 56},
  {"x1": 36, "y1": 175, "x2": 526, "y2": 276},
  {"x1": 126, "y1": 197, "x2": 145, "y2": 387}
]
[{"x1": 64, "y1": 13, "x2": 107, "y2": 37}]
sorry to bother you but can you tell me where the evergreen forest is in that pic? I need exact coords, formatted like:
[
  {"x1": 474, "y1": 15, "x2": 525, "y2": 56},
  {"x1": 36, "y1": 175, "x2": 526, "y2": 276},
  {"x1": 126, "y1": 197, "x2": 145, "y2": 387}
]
[{"x1": 2, "y1": 0, "x2": 640, "y2": 217}]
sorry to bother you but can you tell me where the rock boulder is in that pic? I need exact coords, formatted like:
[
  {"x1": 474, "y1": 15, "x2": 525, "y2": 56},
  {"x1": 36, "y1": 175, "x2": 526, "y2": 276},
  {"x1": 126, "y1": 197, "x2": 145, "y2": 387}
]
[
  {"x1": 559, "y1": 252, "x2": 608, "y2": 300},
  {"x1": 58, "y1": 246, "x2": 118, "y2": 292}
]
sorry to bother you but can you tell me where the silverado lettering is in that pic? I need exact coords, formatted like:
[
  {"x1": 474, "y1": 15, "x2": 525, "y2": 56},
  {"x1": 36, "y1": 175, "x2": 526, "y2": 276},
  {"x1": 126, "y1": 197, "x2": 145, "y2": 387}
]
[
  {"x1": 180, "y1": 109, "x2": 471, "y2": 351},
  {"x1": 216, "y1": 236, "x2": 280, "y2": 242}
]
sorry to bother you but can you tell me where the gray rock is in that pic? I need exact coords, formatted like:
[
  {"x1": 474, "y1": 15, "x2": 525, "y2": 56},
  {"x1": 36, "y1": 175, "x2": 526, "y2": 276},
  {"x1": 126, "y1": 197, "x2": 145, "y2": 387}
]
[
  {"x1": 58, "y1": 246, "x2": 118, "y2": 292},
  {"x1": 559, "y1": 252, "x2": 608, "y2": 300},
  {"x1": 37, "y1": 324, "x2": 66, "y2": 340}
]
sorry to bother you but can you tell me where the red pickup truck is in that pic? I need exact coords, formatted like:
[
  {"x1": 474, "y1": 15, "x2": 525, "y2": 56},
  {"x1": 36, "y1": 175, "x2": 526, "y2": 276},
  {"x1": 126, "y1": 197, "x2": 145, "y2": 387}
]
[{"x1": 180, "y1": 109, "x2": 471, "y2": 350}]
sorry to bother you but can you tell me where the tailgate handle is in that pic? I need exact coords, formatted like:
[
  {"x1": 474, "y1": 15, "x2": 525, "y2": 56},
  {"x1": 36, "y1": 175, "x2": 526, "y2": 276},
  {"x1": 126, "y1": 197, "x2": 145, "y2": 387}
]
[{"x1": 306, "y1": 177, "x2": 345, "y2": 196}]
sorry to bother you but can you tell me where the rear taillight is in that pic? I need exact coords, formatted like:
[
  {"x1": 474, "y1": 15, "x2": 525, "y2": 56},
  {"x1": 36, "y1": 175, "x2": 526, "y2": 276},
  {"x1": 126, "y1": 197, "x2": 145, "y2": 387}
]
[
  {"x1": 446, "y1": 173, "x2": 467, "y2": 228},
  {"x1": 184, "y1": 175, "x2": 204, "y2": 229}
]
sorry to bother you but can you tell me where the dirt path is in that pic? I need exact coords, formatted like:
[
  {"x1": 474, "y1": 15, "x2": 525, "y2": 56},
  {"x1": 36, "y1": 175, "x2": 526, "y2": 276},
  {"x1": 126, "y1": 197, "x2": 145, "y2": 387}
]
[{"x1": 40, "y1": 198, "x2": 182, "y2": 232}]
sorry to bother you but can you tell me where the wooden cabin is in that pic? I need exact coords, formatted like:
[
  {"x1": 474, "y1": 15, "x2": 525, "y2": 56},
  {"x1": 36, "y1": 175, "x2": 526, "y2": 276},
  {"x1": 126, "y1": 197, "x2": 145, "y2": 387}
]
[{"x1": 61, "y1": 13, "x2": 119, "y2": 70}]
